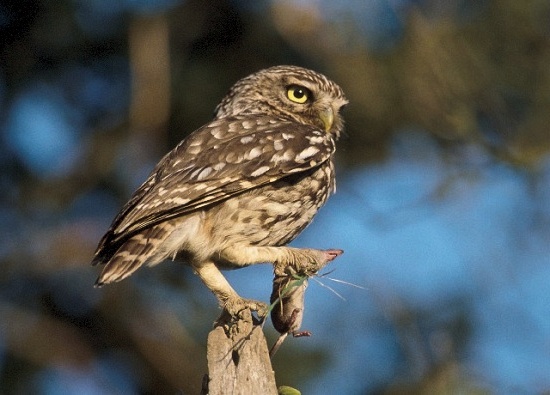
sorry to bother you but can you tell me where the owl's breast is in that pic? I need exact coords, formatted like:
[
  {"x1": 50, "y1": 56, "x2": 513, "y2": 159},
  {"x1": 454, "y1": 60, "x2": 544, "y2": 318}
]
[{"x1": 208, "y1": 161, "x2": 335, "y2": 248}]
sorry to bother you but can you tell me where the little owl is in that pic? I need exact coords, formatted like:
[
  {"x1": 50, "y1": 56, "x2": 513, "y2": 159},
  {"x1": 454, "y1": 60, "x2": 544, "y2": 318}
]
[{"x1": 92, "y1": 65, "x2": 348, "y2": 316}]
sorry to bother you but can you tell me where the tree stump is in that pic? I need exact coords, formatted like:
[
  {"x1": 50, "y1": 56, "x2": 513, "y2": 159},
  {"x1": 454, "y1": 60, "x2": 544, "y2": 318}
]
[{"x1": 202, "y1": 309, "x2": 277, "y2": 395}]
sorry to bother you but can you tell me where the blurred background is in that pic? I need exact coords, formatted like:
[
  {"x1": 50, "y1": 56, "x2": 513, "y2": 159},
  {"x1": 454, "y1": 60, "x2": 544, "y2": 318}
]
[{"x1": 1, "y1": 0, "x2": 549, "y2": 393}]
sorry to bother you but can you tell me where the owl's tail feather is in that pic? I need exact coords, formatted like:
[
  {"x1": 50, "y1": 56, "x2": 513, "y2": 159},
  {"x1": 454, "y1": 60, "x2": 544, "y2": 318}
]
[{"x1": 94, "y1": 223, "x2": 174, "y2": 287}]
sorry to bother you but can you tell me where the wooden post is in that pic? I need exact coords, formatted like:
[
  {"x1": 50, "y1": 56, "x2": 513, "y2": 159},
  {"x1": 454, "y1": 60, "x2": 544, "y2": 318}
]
[{"x1": 201, "y1": 309, "x2": 278, "y2": 395}]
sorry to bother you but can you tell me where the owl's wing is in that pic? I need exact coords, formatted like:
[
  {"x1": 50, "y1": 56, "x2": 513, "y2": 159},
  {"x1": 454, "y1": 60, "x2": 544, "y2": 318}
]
[{"x1": 93, "y1": 115, "x2": 335, "y2": 263}]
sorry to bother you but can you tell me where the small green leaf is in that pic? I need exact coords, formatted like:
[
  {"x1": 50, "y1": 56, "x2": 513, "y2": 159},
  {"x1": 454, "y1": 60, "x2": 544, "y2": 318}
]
[{"x1": 278, "y1": 385, "x2": 301, "y2": 395}]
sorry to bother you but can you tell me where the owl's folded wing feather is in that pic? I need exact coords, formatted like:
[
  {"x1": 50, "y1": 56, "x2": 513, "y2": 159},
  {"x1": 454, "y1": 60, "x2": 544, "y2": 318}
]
[{"x1": 92, "y1": 115, "x2": 335, "y2": 264}]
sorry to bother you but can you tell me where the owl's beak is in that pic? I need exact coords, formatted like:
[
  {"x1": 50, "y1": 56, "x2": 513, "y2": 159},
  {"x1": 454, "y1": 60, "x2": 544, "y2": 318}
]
[{"x1": 319, "y1": 107, "x2": 334, "y2": 133}]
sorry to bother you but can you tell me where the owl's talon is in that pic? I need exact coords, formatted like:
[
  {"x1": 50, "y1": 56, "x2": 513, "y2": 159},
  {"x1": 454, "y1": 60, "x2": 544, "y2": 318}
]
[{"x1": 224, "y1": 297, "x2": 268, "y2": 320}]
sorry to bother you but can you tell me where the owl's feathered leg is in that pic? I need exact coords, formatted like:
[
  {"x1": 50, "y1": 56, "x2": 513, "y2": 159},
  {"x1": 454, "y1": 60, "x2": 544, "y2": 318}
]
[
  {"x1": 219, "y1": 245, "x2": 343, "y2": 276},
  {"x1": 193, "y1": 246, "x2": 342, "y2": 318},
  {"x1": 192, "y1": 261, "x2": 268, "y2": 317}
]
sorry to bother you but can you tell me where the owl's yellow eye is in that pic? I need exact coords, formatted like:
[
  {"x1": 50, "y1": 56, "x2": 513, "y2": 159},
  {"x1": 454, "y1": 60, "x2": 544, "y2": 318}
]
[{"x1": 286, "y1": 85, "x2": 310, "y2": 104}]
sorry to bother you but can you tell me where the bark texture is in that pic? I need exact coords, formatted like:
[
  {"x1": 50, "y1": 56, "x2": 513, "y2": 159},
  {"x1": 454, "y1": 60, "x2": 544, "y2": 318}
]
[{"x1": 202, "y1": 309, "x2": 277, "y2": 395}]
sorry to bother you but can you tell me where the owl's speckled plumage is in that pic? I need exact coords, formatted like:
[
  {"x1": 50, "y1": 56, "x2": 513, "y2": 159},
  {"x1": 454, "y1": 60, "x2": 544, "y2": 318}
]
[{"x1": 92, "y1": 65, "x2": 347, "y2": 315}]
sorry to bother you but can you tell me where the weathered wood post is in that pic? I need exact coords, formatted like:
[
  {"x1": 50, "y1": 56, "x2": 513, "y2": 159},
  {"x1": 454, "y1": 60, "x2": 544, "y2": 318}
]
[{"x1": 201, "y1": 309, "x2": 277, "y2": 395}]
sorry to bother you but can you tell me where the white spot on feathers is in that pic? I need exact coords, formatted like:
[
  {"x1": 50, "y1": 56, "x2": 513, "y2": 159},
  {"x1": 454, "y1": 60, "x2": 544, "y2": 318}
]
[
  {"x1": 241, "y1": 135, "x2": 254, "y2": 144},
  {"x1": 197, "y1": 167, "x2": 213, "y2": 180},
  {"x1": 247, "y1": 147, "x2": 262, "y2": 160},
  {"x1": 166, "y1": 197, "x2": 191, "y2": 205},
  {"x1": 296, "y1": 146, "x2": 320, "y2": 162},
  {"x1": 273, "y1": 140, "x2": 284, "y2": 150},
  {"x1": 250, "y1": 166, "x2": 270, "y2": 177},
  {"x1": 307, "y1": 135, "x2": 324, "y2": 144},
  {"x1": 282, "y1": 133, "x2": 295, "y2": 140},
  {"x1": 210, "y1": 128, "x2": 225, "y2": 139}
]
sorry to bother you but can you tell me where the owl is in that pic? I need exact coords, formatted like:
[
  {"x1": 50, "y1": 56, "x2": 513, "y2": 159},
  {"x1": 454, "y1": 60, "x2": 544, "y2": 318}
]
[{"x1": 92, "y1": 65, "x2": 348, "y2": 316}]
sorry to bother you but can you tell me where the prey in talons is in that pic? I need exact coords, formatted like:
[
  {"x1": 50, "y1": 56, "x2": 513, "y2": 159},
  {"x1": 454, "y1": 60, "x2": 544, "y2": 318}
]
[{"x1": 269, "y1": 249, "x2": 343, "y2": 357}]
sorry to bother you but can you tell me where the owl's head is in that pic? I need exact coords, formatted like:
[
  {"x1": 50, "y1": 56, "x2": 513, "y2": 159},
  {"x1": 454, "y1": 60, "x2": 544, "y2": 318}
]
[{"x1": 215, "y1": 65, "x2": 348, "y2": 138}]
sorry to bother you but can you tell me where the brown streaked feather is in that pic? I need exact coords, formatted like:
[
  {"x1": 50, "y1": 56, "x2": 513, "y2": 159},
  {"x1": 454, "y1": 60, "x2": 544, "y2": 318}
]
[
  {"x1": 95, "y1": 220, "x2": 177, "y2": 286},
  {"x1": 92, "y1": 116, "x2": 335, "y2": 264}
]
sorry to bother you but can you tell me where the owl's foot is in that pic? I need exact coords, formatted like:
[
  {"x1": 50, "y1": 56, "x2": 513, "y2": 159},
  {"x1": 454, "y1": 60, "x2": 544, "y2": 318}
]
[
  {"x1": 193, "y1": 261, "x2": 268, "y2": 326},
  {"x1": 216, "y1": 296, "x2": 269, "y2": 335},
  {"x1": 224, "y1": 296, "x2": 269, "y2": 319}
]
